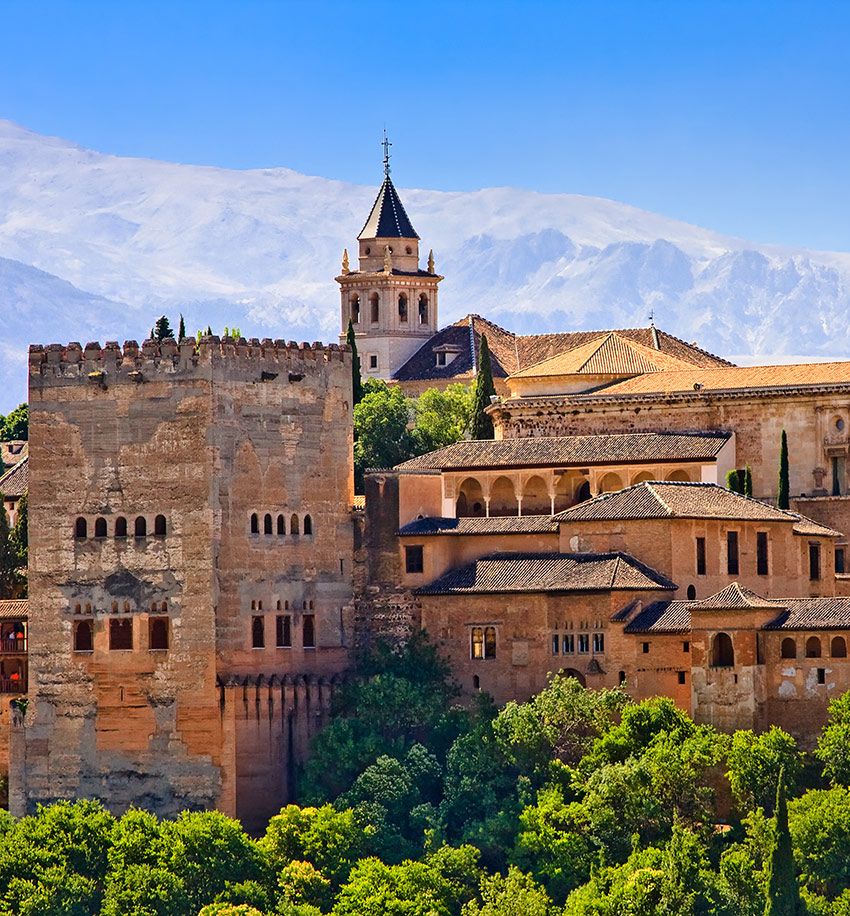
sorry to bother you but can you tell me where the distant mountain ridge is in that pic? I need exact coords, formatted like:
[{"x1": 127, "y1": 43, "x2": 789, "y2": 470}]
[{"x1": 1, "y1": 118, "x2": 850, "y2": 407}]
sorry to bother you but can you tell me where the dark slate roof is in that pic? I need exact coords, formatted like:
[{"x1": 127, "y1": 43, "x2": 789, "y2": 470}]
[
  {"x1": 555, "y1": 481, "x2": 807, "y2": 525},
  {"x1": 398, "y1": 515, "x2": 559, "y2": 536},
  {"x1": 392, "y1": 315, "x2": 732, "y2": 383},
  {"x1": 358, "y1": 176, "x2": 419, "y2": 240},
  {"x1": 0, "y1": 599, "x2": 27, "y2": 621},
  {"x1": 396, "y1": 431, "x2": 731, "y2": 472},
  {"x1": 0, "y1": 455, "x2": 27, "y2": 498},
  {"x1": 624, "y1": 600, "x2": 691, "y2": 634},
  {"x1": 763, "y1": 598, "x2": 850, "y2": 631},
  {"x1": 415, "y1": 551, "x2": 676, "y2": 595},
  {"x1": 690, "y1": 582, "x2": 780, "y2": 610}
]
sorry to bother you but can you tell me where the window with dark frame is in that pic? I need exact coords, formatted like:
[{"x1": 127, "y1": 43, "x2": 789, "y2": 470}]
[
  {"x1": 695, "y1": 537, "x2": 706, "y2": 575},
  {"x1": 405, "y1": 545, "x2": 424, "y2": 574},
  {"x1": 276, "y1": 614, "x2": 292, "y2": 647},
  {"x1": 303, "y1": 614, "x2": 316, "y2": 648},
  {"x1": 251, "y1": 616, "x2": 265, "y2": 649},
  {"x1": 836, "y1": 547, "x2": 846, "y2": 574},
  {"x1": 109, "y1": 618, "x2": 133, "y2": 651},
  {"x1": 757, "y1": 531, "x2": 769, "y2": 576},
  {"x1": 562, "y1": 633, "x2": 574, "y2": 655},
  {"x1": 727, "y1": 530, "x2": 739, "y2": 575},
  {"x1": 471, "y1": 626, "x2": 496, "y2": 659},
  {"x1": 810, "y1": 542, "x2": 822, "y2": 581},
  {"x1": 149, "y1": 617, "x2": 169, "y2": 650}
]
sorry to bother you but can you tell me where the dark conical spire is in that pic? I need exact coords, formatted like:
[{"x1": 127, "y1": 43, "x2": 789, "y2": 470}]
[{"x1": 358, "y1": 175, "x2": 419, "y2": 241}]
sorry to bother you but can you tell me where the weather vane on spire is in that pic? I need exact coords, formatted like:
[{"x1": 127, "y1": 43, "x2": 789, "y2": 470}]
[{"x1": 382, "y1": 129, "x2": 392, "y2": 178}]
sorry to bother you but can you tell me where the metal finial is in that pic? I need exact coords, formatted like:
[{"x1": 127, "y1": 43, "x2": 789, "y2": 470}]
[
  {"x1": 382, "y1": 129, "x2": 392, "y2": 178},
  {"x1": 648, "y1": 309, "x2": 655, "y2": 326}
]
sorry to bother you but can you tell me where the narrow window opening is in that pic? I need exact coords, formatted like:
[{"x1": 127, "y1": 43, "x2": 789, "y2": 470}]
[
  {"x1": 75, "y1": 517, "x2": 87, "y2": 539},
  {"x1": 277, "y1": 514, "x2": 285, "y2": 536},
  {"x1": 405, "y1": 545, "x2": 424, "y2": 574},
  {"x1": 695, "y1": 537, "x2": 706, "y2": 575},
  {"x1": 250, "y1": 513, "x2": 259, "y2": 535},
  {"x1": 115, "y1": 516, "x2": 127, "y2": 538},
  {"x1": 350, "y1": 294, "x2": 360, "y2": 324},
  {"x1": 683, "y1": 640, "x2": 690, "y2": 652},
  {"x1": 757, "y1": 532, "x2": 769, "y2": 576},
  {"x1": 642, "y1": 642, "x2": 650, "y2": 654},
  {"x1": 154, "y1": 514, "x2": 167, "y2": 537},
  {"x1": 251, "y1": 616, "x2": 265, "y2": 649},
  {"x1": 562, "y1": 634, "x2": 574, "y2": 655},
  {"x1": 472, "y1": 674, "x2": 480, "y2": 689},
  {"x1": 836, "y1": 548, "x2": 846, "y2": 574},
  {"x1": 94, "y1": 517, "x2": 107, "y2": 538},
  {"x1": 418, "y1": 293, "x2": 429, "y2": 324},
  {"x1": 276, "y1": 615, "x2": 292, "y2": 648},
  {"x1": 398, "y1": 294, "x2": 408, "y2": 322},
  {"x1": 810, "y1": 543, "x2": 822, "y2": 581},
  {"x1": 149, "y1": 617, "x2": 169, "y2": 650},
  {"x1": 290, "y1": 514, "x2": 300, "y2": 536},
  {"x1": 134, "y1": 516, "x2": 147, "y2": 538},
  {"x1": 264, "y1": 513, "x2": 273, "y2": 535},
  {"x1": 303, "y1": 614, "x2": 316, "y2": 648},
  {"x1": 74, "y1": 620, "x2": 93, "y2": 652},
  {"x1": 370, "y1": 292, "x2": 380, "y2": 323},
  {"x1": 817, "y1": 667, "x2": 826, "y2": 684},
  {"x1": 727, "y1": 531, "x2": 739, "y2": 575},
  {"x1": 677, "y1": 671, "x2": 686, "y2": 685},
  {"x1": 686, "y1": 584, "x2": 696, "y2": 600},
  {"x1": 304, "y1": 514, "x2": 313, "y2": 536}
]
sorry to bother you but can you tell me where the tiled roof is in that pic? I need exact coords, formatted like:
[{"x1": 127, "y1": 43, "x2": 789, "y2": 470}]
[
  {"x1": 690, "y1": 582, "x2": 780, "y2": 610},
  {"x1": 0, "y1": 599, "x2": 27, "y2": 621},
  {"x1": 358, "y1": 176, "x2": 419, "y2": 240},
  {"x1": 395, "y1": 431, "x2": 731, "y2": 472},
  {"x1": 510, "y1": 333, "x2": 698, "y2": 380},
  {"x1": 392, "y1": 316, "x2": 731, "y2": 384},
  {"x1": 791, "y1": 514, "x2": 843, "y2": 538},
  {"x1": 591, "y1": 361, "x2": 850, "y2": 398},
  {"x1": 0, "y1": 455, "x2": 27, "y2": 498},
  {"x1": 624, "y1": 600, "x2": 691, "y2": 634},
  {"x1": 555, "y1": 481, "x2": 805, "y2": 524},
  {"x1": 0, "y1": 441, "x2": 27, "y2": 467},
  {"x1": 415, "y1": 551, "x2": 675, "y2": 595},
  {"x1": 398, "y1": 515, "x2": 559, "y2": 536},
  {"x1": 764, "y1": 598, "x2": 850, "y2": 631}
]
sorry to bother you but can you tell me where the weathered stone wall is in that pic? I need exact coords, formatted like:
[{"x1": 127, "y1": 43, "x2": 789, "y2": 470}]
[{"x1": 13, "y1": 337, "x2": 354, "y2": 821}]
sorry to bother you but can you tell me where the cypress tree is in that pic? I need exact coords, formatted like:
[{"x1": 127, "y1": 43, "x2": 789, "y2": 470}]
[
  {"x1": 726, "y1": 469, "x2": 741, "y2": 494},
  {"x1": 471, "y1": 334, "x2": 497, "y2": 440},
  {"x1": 744, "y1": 465, "x2": 753, "y2": 498},
  {"x1": 778, "y1": 430, "x2": 790, "y2": 510},
  {"x1": 154, "y1": 315, "x2": 173, "y2": 341},
  {"x1": 346, "y1": 320, "x2": 364, "y2": 406},
  {"x1": 764, "y1": 768, "x2": 801, "y2": 916},
  {"x1": 178, "y1": 314, "x2": 186, "y2": 340},
  {"x1": 0, "y1": 494, "x2": 17, "y2": 599}
]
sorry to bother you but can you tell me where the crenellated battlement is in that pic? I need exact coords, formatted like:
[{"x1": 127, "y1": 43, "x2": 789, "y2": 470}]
[{"x1": 29, "y1": 335, "x2": 349, "y2": 385}]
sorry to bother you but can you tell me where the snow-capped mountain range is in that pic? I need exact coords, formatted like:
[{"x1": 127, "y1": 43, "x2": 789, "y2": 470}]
[{"x1": 1, "y1": 118, "x2": 849, "y2": 409}]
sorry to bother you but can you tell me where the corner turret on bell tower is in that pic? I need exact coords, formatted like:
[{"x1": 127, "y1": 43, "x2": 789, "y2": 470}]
[{"x1": 337, "y1": 134, "x2": 442, "y2": 381}]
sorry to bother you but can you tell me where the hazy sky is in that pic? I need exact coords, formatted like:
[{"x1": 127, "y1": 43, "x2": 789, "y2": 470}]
[{"x1": 2, "y1": 0, "x2": 849, "y2": 251}]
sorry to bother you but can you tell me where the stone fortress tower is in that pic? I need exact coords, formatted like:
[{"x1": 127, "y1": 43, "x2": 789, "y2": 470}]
[
  {"x1": 12, "y1": 335, "x2": 354, "y2": 831},
  {"x1": 337, "y1": 135, "x2": 442, "y2": 381}
]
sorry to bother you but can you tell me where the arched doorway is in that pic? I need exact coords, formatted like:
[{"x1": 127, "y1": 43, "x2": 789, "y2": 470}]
[
  {"x1": 560, "y1": 667, "x2": 587, "y2": 687},
  {"x1": 456, "y1": 478, "x2": 485, "y2": 517}
]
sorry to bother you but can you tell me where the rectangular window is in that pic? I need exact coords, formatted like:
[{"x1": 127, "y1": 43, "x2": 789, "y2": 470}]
[
  {"x1": 148, "y1": 617, "x2": 169, "y2": 650},
  {"x1": 405, "y1": 545, "x2": 424, "y2": 574},
  {"x1": 678, "y1": 671, "x2": 687, "y2": 685},
  {"x1": 303, "y1": 614, "x2": 316, "y2": 648},
  {"x1": 368, "y1": 354, "x2": 378, "y2": 370},
  {"x1": 695, "y1": 537, "x2": 706, "y2": 576},
  {"x1": 562, "y1": 634, "x2": 574, "y2": 655},
  {"x1": 109, "y1": 618, "x2": 133, "y2": 651},
  {"x1": 837, "y1": 548, "x2": 846, "y2": 574},
  {"x1": 592, "y1": 632, "x2": 605, "y2": 653},
  {"x1": 757, "y1": 532, "x2": 769, "y2": 576},
  {"x1": 578, "y1": 634, "x2": 590, "y2": 654},
  {"x1": 436, "y1": 352, "x2": 447, "y2": 366},
  {"x1": 642, "y1": 641, "x2": 650, "y2": 654},
  {"x1": 817, "y1": 667, "x2": 826, "y2": 685},
  {"x1": 683, "y1": 640, "x2": 690, "y2": 653},
  {"x1": 727, "y1": 531, "x2": 739, "y2": 575},
  {"x1": 276, "y1": 615, "x2": 292, "y2": 648},
  {"x1": 810, "y1": 543, "x2": 822, "y2": 581},
  {"x1": 471, "y1": 626, "x2": 496, "y2": 659},
  {"x1": 251, "y1": 616, "x2": 265, "y2": 649},
  {"x1": 551, "y1": 634, "x2": 559, "y2": 656},
  {"x1": 833, "y1": 456, "x2": 845, "y2": 497}
]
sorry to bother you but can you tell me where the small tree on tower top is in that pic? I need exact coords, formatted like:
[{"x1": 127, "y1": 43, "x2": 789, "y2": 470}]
[
  {"x1": 153, "y1": 315, "x2": 173, "y2": 341},
  {"x1": 178, "y1": 314, "x2": 186, "y2": 341},
  {"x1": 471, "y1": 334, "x2": 497, "y2": 440},
  {"x1": 778, "y1": 430, "x2": 790, "y2": 510}
]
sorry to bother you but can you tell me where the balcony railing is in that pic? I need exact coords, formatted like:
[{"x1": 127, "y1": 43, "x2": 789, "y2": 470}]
[
  {"x1": 0, "y1": 639, "x2": 26, "y2": 654},
  {"x1": 0, "y1": 677, "x2": 26, "y2": 694}
]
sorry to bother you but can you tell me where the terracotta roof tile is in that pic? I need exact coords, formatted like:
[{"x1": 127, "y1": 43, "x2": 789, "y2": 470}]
[
  {"x1": 764, "y1": 598, "x2": 850, "y2": 630},
  {"x1": 415, "y1": 551, "x2": 675, "y2": 595},
  {"x1": 0, "y1": 599, "x2": 27, "y2": 620},
  {"x1": 555, "y1": 481, "x2": 804, "y2": 524},
  {"x1": 624, "y1": 600, "x2": 691, "y2": 634},
  {"x1": 0, "y1": 455, "x2": 27, "y2": 498},
  {"x1": 690, "y1": 582, "x2": 780, "y2": 610},
  {"x1": 398, "y1": 515, "x2": 559, "y2": 536},
  {"x1": 396, "y1": 431, "x2": 731, "y2": 472}
]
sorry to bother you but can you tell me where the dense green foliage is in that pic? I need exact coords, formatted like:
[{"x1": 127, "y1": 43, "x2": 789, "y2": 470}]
[
  {"x1": 726, "y1": 469, "x2": 743, "y2": 493},
  {"x1": 12, "y1": 638, "x2": 850, "y2": 913},
  {"x1": 352, "y1": 380, "x2": 473, "y2": 490},
  {"x1": 744, "y1": 464, "x2": 753, "y2": 497},
  {"x1": 471, "y1": 335, "x2": 497, "y2": 440},
  {"x1": 0, "y1": 404, "x2": 28, "y2": 441},
  {"x1": 779, "y1": 429, "x2": 790, "y2": 509},
  {"x1": 0, "y1": 494, "x2": 26, "y2": 598}
]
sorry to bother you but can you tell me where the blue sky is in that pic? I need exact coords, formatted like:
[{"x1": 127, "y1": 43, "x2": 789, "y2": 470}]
[{"x1": 2, "y1": 0, "x2": 849, "y2": 250}]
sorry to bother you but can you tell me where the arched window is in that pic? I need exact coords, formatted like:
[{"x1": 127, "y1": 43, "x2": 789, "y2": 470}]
[
  {"x1": 398, "y1": 294, "x2": 408, "y2": 322},
  {"x1": 832, "y1": 636, "x2": 848, "y2": 658},
  {"x1": 74, "y1": 620, "x2": 93, "y2": 652},
  {"x1": 370, "y1": 292, "x2": 380, "y2": 324},
  {"x1": 251, "y1": 616, "x2": 265, "y2": 649},
  {"x1": 154, "y1": 514, "x2": 167, "y2": 537},
  {"x1": 350, "y1": 294, "x2": 360, "y2": 324},
  {"x1": 598, "y1": 472, "x2": 624, "y2": 493},
  {"x1": 277, "y1": 514, "x2": 285, "y2": 536},
  {"x1": 806, "y1": 636, "x2": 823, "y2": 658},
  {"x1": 304, "y1": 514, "x2": 313, "y2": 536},
  {"x1": 264, "y1": 513, "x2": 273, "y2": 535},
  {"x1": 619, "y1": 670, "x2": 627, "y2": 685},
  {"x1": 686, "y1": 585, "x2": 696, "y2": 600},
  {"x1": 711, "y1": 632, "x2": 734, "y2": 667},
  {"x1": 115, "y1": 517, "x2": 127, "y2": 538},
  {"x1": 575, "y1": 480, "x2": 591, "y2": 504},
  {"x1": 418, "y1": 293, "x2": 429, "y2": 324},
  {"x1": 456, "y1": 478, "x2": 485, "y2": 518},
  {"x1": 250, "y1": 513, "x2": 259, "y2": 535},
  {"x1": 666, "y1": 469, "x2": 691, "y2": 482},
  {"x1": 94, "y1": 517, "x2": 107, "y2": 538},
  {"x1": 75, "y1": 517, "x2": 87, "y2": 539},
  {"x1": 489, "y1": 476, "x2": 518, "y2": 517},
  {"x1": 290, "y1": 514, "x2": 300, "y2": 536},
  {"x1": 781, "y1": 637, "x2": 797, "y2": 659},
  {"x1": 134, "y1": 516, "x2": 147, "y2": 538},
  {"x1": 149, "y1": 617, "x2": 169, "y2": 651},
  {"x1": 109, "y1": 618, "x2": 133, "y2": 650}
]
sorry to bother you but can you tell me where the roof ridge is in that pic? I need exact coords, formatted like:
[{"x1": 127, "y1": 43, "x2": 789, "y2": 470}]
[{"x1": 644, "y1": 481, "x2": 674, "y2": 516}]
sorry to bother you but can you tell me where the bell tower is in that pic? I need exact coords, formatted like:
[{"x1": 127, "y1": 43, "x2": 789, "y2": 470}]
[{"x1": 337, "y1": 134, "x2": 442, "y2": 381}]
